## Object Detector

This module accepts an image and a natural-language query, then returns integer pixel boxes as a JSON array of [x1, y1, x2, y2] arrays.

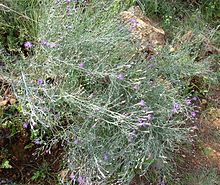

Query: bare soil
[[176, 85, 220, 184], [0, 127, 63, 184]]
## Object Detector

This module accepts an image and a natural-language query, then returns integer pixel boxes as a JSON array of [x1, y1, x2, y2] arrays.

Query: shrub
[[1, 0, 215, 184]]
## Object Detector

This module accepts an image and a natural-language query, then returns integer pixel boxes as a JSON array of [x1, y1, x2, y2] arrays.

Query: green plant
[[181, 168, 220, 185], [0, 0, 41, 54], [0, 106, 24, 138], [136, 0, 220, 38], [1, 0, 218, 184], [0, 159, 12, 169], [31, 169, 46, 181], [199, 0, 220, 22]]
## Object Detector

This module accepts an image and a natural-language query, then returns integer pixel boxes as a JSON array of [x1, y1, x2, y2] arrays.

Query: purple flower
[[129, 18, 135, 23], [172, 103, 180, 113], [79, 63, 84, 68], [70, 173, 75, 181], [23, 122, 29, 129], [191, 111, 196, 117], [37, 79, 43, 85], [66, 0, 71, 3], [128, 18, 138, 31], [91, 124, 96, 128], [54, 113, 59, 119], [66, 7, 71, 13], [45, 149, 50, 154], [77, 176, 84, 184], [24, 41, 33, 49], [74, 139, 79, 144], [133, 84, 140, 90], [129, 26, 135, 32], [161, 182, 166, 185], [192, 97, 197, 101], [146, 113, 152, 121], [172, 108, 177, 113], [49, 42, 56, 48], [191, 125, 198, 130], [138, 100, 145, 107], [34, 138, 40, 145], [173, 103, 180, 109], [117, 74, 123, 81], [138, 118, 145, 125], [185, 99, 192, 105], [104, 153, 108, 161], [40, 40, 47, 46]]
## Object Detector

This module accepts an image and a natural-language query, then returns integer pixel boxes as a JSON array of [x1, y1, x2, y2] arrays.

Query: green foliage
[[0, 105, 24, 137], [181, 168, 220, 185], [2, 0, 213, 184], [136, 0, 220, 33], [199, 0, 220, 22], [0, 0, 219, 184], [0, 159, 12, 169], [137, 0, 220, 19], [31, 162, 48, 181], [0, 0, 41, 54]]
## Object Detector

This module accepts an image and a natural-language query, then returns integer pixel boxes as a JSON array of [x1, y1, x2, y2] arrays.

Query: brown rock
[[120, 6, 165, 53], [0, 100, 8, 107], [9, 98, 16, 105]]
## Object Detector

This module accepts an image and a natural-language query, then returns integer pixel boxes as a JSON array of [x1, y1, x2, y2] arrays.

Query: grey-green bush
[[1, 0, 214, 184]]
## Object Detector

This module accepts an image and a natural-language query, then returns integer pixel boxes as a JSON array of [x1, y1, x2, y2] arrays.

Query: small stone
[[9, 98, 16, 104], [169, 47, 175, 52], [201, 99, 207, 105], [0, 100, 8, 106]]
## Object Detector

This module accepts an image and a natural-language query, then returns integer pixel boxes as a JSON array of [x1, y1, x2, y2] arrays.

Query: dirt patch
[[0, 126, 63, 184], [198, 108, 220, 170], [0, 77, 63, 184], [176, 85, 220, 181]]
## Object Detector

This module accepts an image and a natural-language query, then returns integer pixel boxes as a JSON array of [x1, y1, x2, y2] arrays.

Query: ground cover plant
[[0, 0, 40, 55], [0, 0, 219, 184]]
